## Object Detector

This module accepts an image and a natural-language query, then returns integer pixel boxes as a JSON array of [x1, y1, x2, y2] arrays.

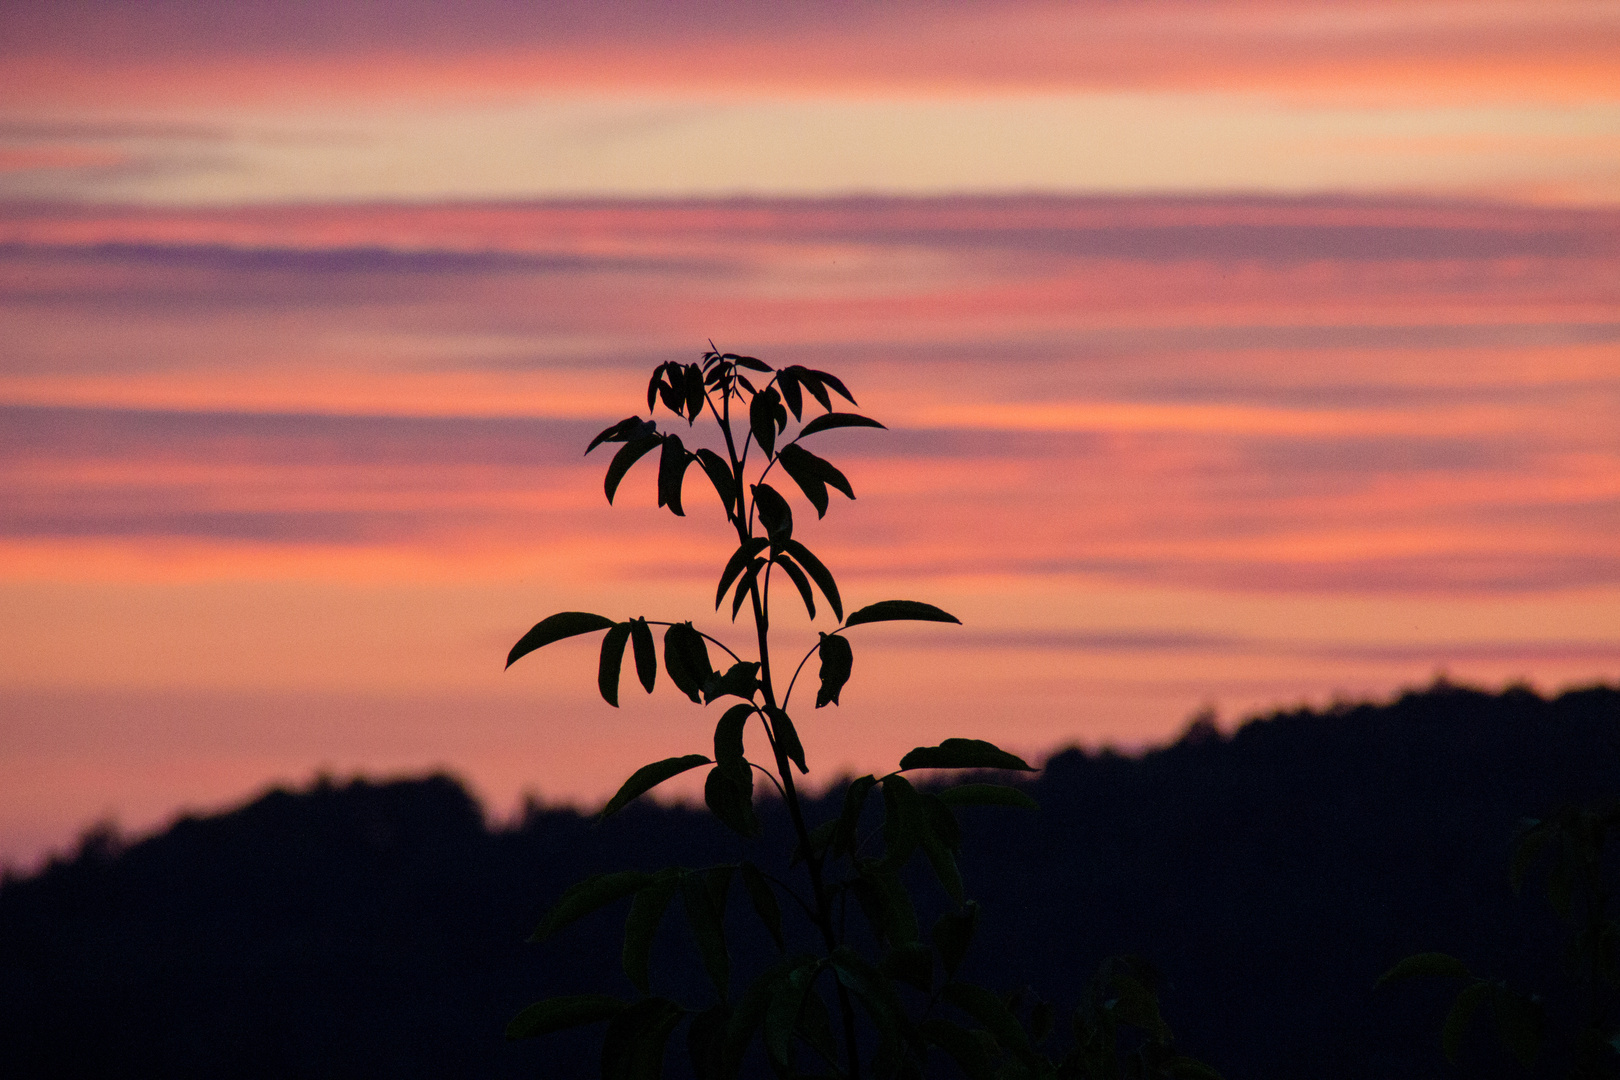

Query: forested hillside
[[3, 681, 1615, 1078]]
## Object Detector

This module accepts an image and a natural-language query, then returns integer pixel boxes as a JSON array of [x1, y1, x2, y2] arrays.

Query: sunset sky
[[2, 0, 1617, 869]]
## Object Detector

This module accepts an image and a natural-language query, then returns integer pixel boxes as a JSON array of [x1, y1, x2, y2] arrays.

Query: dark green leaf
[[752, 483, 793, 543], [739, 862, 784, 950], [883, 942, 934, 993], [705, 765, 761, 839], [604, 433, 662, 504], [693, 448, 737, 517], [657, 435, 692, 516], [781, 540, 841, 621], [941, 982, 1032, 1055], [630, 618, 657, 694], [506, 994, 626, 1040], [844, 599, 960, 628], [683, 868, 731, 998], [774, 554, 817, 620], [600, 755, 712, 820], [647, 368, 663, 413], [1376, 952, 1472, 987], [1029, 1000, 1054, 1044], [920, 1018, 995, 1080], [750, 387, 782, 458], [815, 633, 853, 708], [602, 996, 684, 1080], [900, 738, 1034, 772], [830, 946, 915, 1052], [702, 661, 760, 705], [858, 859, 919, 947], [920, 827, 964, 906], [767, 708, 808, 774], [765, 962, 819, 1069], [727, 957, 801, 1071], [796, 982, 838, 1067], [1491, 985, 1544, 1068], [531, 870, 658, 942], [794, 368, 833, 411], [684, 362, 706, 421], [597, 622, 632, 707], [622, 872, 679, 994], [663, 622, 713, 703], [881, 774, 922, 867], [716, 537, 772, 610], [778, 443, 853, 514], [797, 412, 884, 439], [777, 368, 804, 420], [686, 1003, 731, 1080], [932, 902, 979, 978], [833, 774, 877, 857], [714, 704, 754, 783], [1163, 1056, 1227, 1080], [729, 354, 772, 372], [658, 363, 686, 415], [731, 558, 766, 621], [587, 416, 649, 455], [938, 784, 1038, 810], [1442, 981, 1492, 1063], [507, 611, 616, 669]]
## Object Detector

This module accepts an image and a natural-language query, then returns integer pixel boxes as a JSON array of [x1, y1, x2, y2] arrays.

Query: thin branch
[[781, 639, 821, 711]]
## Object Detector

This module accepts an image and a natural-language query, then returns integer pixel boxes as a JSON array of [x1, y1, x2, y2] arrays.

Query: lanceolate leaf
[[752, 483, 793, 544], [602, 997, 684, 1080], [600, 755, 712, 820], [782, 540, 841, 621], [531, 870, 658, 942], [941, 982, 1032, 1056], [506, 994, 627, 1040], [622, 872, 680, 994], [808, 369, 857, 405], [604, 433, 662, 504], [844, 600, 960, 628], [693, 448, 737, 516], [797, 412, 884, 439], [629, 618, 657, 693], [938, 783, 1039, 810], [728, 354, 773, 372], [705, 766, 761, 838], [1376, 952, 1472, 987], [1442, 981, 1492, 1063], [683, 870, 732, 999], [731, 558, 767, 621], [931, 901, 979, 978], [776, 367, 804, 419], [833, 774, 878, 857], [586, 416, 649, 455], [684, 362, 706, 420], [598, 622, 632, 707], [716, 537, 772, 610], [663, 622, 713, 703], [714, 704, 754, 783], [739, 862, 784, 949], [507, 611, 616, 669], [919, 1018, 994, 1080], [767, 708, 808, 774], [816, 633, 853, 708], [900, 738, 1034, 772], [774, 554, 817, 620], [777, 443, 853, 519], [750, 387, 784, 458], [702, 661, 760, 704], [657, 434, 692, 516]]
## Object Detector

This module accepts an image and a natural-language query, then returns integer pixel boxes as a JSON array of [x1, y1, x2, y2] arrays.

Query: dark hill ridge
[[2, 681, 1616, 1078]]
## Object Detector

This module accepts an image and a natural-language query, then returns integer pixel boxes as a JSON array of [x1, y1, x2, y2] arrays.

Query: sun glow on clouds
[[0, 0, 1617, 867]]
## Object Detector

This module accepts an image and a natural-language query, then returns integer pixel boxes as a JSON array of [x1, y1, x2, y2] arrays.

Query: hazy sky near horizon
[[1, 0, 1617, 869]]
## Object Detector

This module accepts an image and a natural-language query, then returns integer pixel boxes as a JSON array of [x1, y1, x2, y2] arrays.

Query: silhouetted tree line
[[2, 680, 1615, 1078]]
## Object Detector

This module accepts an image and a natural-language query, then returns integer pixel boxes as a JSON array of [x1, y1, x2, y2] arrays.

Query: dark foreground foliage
[[1, 681, 1615, 1079]]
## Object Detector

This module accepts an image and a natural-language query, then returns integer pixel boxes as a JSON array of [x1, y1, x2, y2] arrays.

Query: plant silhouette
[[503, 350, 1220, 1079]]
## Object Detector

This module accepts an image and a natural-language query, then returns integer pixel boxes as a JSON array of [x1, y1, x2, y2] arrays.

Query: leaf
[[507, 611, 616, 669], [752, 483, 793, 544], [657, 434, 692, 516], [739, 862, 784, 949], [531, 870, 658, 942], [703, 662, 760, 705], [714, 704, 754, 783], [693, 448, 737, 517], [816, 633, 853, 708], [658, 363, 686, 415], [587, 416, 649, 455], [750, 387, 782, 458], [794, 368, 833, 411], [683, 869, 732, 999], [919, 1018, 995, 1080], [830, 946, 915, 1054], [705, 765, 761, 838], [622, 872, 679, 994], [1163, 1056, 1227, 1079], [808, 369, 857, 404], [941, 981, 1032, 1056], [860, 860, 920, 946], [797, 412, 885, 439], [774, 554, 817, 620], [728, 354, 772, 372], [776, 367, 804, 419], [728, 956, 802, 1071], [932, 901, 979, 978], [716, 537, 772, 610], [686, 1003, 730, 1080], [1492, 984, 1544, 1067], [1376, 952, 1472, 987], [590, 622, 629, 707], [844, 600, 960, 628], [882, 941, 934, 993], [731, 559, 766, 621], [1442, 981, 1492, 1063], [881, 774, 922, 868], [506, 994, 627, 1040], [663, 622, 713, 703], [781, 540, 841, 621], [765, 961, 820, 1069], [777, 443, 854, 517], [602, 996, 684, 1080], [919, 821, 964, 906], [900, 738, 1034, 772], [629, 618, 657, 694], [938, 784, 1039, 810], [600, 755, 713, 820], [684, 362, 706, 421], [604, 433, 663, 504], [833, 774, 878, 857], [767, 707, 808, 774]]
